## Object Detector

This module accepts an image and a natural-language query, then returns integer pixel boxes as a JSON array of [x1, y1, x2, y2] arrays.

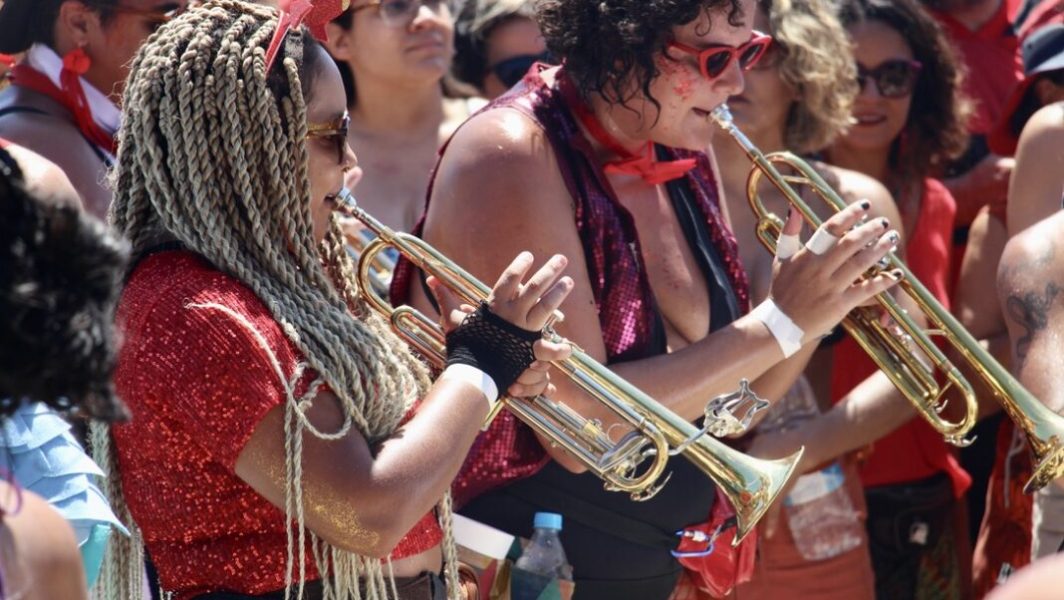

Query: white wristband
[[440, 364, 500, 410], [749, 298, 805, 358]]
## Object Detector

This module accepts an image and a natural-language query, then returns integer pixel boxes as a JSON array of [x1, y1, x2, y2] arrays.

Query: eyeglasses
[[489, 51, 552, 89], [306, 113, 351, 165], [856, 59, 923, 99], [668, 31, 773, 80], [351, 0, 447, 28]]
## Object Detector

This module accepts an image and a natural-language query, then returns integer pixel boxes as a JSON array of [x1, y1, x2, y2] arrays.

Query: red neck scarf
[[9, 58, 117, 156], [557, 72, 696, 186]]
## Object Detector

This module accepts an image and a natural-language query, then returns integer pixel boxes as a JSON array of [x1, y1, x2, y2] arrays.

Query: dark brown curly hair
[[0, 145, 129, 421], [837, 0, 971, 184], [536, 0, 744, 112]]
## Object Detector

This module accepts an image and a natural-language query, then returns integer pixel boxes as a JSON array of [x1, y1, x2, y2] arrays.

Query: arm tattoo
[[1005, 283, 1064, 363]]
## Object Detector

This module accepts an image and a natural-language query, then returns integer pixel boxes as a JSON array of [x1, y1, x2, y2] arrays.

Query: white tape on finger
[[805, 225, 839, 255], [775, 233, 801, 260]]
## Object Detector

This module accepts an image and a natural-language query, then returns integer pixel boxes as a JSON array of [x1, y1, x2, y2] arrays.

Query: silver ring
[[805, 225, 839, 255], [775, 233, 801, 260]]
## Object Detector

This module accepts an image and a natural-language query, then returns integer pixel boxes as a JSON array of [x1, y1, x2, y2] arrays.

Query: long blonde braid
[[95, 2, 461, 598]]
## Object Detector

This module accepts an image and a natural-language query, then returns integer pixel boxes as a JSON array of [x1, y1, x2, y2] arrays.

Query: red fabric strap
[[9, 64, 116, 156], [557, 71, 696, 186]]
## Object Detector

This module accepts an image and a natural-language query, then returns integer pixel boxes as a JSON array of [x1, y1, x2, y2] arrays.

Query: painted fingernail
[[880, 218, 889, 229], [860, 200, 871, 210], [888, 231, 900, 245], [890, 270, 903, 280]]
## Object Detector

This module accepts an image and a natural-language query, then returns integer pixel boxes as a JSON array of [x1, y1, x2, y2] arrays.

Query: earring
[[62, 46, 92, 77]]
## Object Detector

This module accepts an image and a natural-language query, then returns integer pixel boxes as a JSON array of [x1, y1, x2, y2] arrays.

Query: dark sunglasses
[[306, 113, 351, 165], [489, 51, 553, 89], [668, 31, 773, 80], [856, 59, 923, 99]]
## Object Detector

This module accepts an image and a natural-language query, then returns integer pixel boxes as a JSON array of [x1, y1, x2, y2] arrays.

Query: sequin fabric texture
[[112, 251, 441, 598], [392, 64, 750, 507]]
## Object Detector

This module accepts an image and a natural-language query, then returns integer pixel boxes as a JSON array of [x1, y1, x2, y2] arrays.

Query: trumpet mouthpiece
[[709, 104, 733, 127], [333, 187, 358, 216]]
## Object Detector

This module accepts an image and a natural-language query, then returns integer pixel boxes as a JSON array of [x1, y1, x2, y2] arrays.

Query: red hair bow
[[264, 0, 350, 71]]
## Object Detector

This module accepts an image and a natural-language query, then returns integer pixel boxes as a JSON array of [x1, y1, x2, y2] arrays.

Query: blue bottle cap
[[534, 512, 563, 531]]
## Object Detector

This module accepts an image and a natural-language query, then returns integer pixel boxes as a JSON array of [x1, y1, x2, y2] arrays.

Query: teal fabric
[[80, 523, 113, 588]]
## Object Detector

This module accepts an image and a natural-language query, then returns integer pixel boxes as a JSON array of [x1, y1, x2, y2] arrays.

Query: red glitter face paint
[[657, 55, 696, 101], [672, 73, 696, 101]]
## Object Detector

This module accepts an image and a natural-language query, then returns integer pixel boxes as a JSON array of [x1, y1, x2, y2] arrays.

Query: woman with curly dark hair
[[393, 0, 903, 597], [820, 0, 974, 597]]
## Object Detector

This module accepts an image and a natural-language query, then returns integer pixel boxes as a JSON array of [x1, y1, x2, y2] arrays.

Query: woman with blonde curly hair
[[93, 1, 573, 598], [723, 0, 973, 597], [711, 0, 900, 598]]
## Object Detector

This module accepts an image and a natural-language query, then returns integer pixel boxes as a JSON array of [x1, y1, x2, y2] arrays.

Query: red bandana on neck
[[557, 71, 696, 186], [10, 61, 117, 156]]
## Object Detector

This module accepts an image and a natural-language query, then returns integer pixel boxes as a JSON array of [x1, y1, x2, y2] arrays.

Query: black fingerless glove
[[445, 301, 543, 393]]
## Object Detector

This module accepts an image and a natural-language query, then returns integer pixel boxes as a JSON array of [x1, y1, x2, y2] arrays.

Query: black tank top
[[460, 169, 743, 600]]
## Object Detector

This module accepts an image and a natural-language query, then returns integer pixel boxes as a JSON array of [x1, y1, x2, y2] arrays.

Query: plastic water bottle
[[514, 512, 574, 580], [757, 377, 863, 561]]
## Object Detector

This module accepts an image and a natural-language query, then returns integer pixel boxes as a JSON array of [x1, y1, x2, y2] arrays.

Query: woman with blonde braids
[[97, 2, 572, 599]]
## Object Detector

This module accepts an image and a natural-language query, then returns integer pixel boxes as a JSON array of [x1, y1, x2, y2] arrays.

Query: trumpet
[[710, 105, 1064, 492], [334, 187, 802, 544], [342, 222, 396, 295]]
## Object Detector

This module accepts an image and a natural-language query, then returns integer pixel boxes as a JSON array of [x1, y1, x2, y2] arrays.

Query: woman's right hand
[[768, 201, 902, 341]]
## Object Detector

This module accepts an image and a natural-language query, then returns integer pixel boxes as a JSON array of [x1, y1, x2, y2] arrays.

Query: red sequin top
[[831, 179, 971, 498], [111, 251, 442, 599]]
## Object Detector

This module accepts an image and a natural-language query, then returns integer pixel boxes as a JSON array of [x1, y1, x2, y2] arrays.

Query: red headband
[[263, 0, 350, 72]]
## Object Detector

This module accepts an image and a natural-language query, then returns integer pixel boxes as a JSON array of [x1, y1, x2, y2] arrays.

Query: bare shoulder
[[814, 162, 900, 223], [0, 486, 87, 599], [1018, 102, 1064, 152], [429, 107, 570, 221], [0, 112, 109, 206], [1000, 212, 1064, 286]]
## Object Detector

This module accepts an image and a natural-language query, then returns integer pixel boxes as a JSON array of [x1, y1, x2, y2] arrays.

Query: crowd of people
[[0, 0, 1062, 599]]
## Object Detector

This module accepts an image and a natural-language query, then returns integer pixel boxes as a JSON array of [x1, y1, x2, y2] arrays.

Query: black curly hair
[[0, 146, 129, 421], [536, 0, 744, 112], [837, 0, 971, 184]]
